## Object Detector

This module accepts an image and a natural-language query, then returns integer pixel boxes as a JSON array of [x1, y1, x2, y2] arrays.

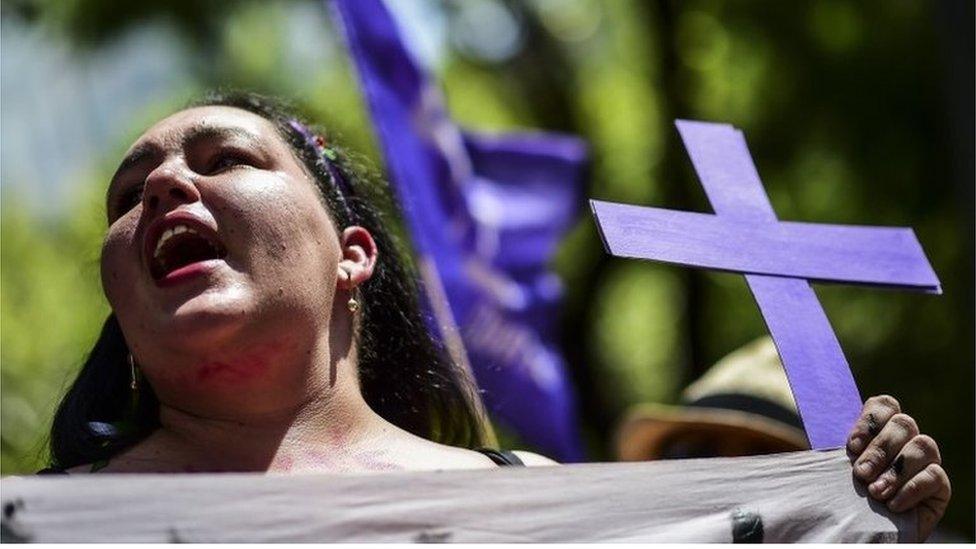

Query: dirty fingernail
[[856, 462, 873, 476], [867, 413, 880, 435], [892, 454, 905, 476]]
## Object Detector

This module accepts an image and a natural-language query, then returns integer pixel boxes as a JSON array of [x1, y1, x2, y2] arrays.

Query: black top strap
[[37, 451, 529, 474], [476, 448, 526, 467]]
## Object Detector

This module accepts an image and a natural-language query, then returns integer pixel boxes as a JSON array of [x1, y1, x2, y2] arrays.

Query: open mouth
[[148, 221, 227, 281]]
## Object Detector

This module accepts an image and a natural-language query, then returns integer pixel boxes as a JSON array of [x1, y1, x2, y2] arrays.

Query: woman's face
[[102, 106, 352, 413]]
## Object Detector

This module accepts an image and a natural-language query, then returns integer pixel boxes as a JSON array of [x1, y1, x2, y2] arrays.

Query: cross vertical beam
[[677, 120, 861, 449]]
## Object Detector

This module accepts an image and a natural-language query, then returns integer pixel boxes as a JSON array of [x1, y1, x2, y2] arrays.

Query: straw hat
[[615, 336, 809, 461]]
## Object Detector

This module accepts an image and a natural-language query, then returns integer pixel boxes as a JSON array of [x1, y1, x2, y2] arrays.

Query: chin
[[150, 287, 255, 346]]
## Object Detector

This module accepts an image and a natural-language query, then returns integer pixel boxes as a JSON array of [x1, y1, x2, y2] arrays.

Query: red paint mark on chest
[[274, 455, 295, 472], [300, 449, 340, 469], [328, 427, 351, 447], [355, 452, 401, 471]]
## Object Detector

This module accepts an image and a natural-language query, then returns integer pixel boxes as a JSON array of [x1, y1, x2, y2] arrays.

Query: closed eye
[[209, 152, 253, 174], [112, 182, 145, 219]]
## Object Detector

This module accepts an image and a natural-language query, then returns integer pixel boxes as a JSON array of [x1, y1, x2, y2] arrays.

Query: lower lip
[[155, 260, 223, 288]]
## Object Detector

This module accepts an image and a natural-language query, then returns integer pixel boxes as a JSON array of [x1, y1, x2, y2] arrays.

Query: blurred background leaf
[[1, 0, 972, 538]]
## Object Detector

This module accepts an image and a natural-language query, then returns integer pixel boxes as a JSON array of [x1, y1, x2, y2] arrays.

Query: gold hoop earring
[[128, 353, 138, 392], [125, 353, 143, 420]]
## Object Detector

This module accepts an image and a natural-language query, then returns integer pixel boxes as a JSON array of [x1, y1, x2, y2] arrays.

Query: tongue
[[156, 234, 222, 279]]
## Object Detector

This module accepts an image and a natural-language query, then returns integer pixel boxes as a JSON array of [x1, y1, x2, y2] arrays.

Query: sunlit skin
[[82, 106, 947, 539], [92, 105, 551, 474]]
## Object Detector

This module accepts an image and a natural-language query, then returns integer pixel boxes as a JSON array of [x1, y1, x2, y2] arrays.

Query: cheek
[[273, 203, 341, 299], [100, 220, 140, 307], [222, 174, 341, 299]]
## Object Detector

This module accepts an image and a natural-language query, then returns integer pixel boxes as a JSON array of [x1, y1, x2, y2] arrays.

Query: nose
[[142, 158, 201, 214]]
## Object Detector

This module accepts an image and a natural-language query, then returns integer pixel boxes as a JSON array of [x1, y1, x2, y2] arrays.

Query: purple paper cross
[[591, 120, 941, 449]]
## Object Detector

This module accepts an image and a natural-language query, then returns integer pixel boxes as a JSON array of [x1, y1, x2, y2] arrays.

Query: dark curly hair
[[48, 91, 488, 470]]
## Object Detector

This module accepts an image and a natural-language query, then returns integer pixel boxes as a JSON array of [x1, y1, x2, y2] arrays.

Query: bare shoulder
[[511, 450, 560, 467]]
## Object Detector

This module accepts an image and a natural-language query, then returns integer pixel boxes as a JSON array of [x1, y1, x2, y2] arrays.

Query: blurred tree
[[1, 184, 108, 472]]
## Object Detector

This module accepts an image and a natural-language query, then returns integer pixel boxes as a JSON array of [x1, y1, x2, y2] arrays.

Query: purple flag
[[331, 0, 587, 461]]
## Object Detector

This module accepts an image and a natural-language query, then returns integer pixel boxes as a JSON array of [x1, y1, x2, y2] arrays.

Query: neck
[[153, 386, 394, 473], [141, 339, 406, 474]]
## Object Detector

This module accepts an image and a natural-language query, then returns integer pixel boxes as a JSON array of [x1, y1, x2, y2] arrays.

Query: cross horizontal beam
[[591, 200, 941, 292]]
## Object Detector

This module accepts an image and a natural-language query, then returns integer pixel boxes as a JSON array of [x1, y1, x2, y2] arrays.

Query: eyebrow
[[183, 125, 264, 148], [110, 142, 160, 188], [107, 124, 266, 197]]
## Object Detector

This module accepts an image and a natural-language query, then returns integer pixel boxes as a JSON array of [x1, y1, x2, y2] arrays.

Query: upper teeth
[[154, 224, 199, 258]]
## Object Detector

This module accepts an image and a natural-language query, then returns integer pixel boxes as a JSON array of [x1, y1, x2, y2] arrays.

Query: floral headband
[[287, 119, 355, 219]]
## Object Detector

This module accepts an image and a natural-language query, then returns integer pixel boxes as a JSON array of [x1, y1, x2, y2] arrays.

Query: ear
[[336, 226, 378, 291]]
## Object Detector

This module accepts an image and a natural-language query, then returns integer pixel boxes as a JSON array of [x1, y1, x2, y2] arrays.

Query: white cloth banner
[[0, 448, 913, 542]]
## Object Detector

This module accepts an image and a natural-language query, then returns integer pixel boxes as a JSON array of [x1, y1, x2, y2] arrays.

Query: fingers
[[848, 395, 901, 455], [916, 467, 953, 542], [853, 412, 918, 482], [888, 462, 951, 514], [867, 434, 941, 500], [847, 396, 952, 542]]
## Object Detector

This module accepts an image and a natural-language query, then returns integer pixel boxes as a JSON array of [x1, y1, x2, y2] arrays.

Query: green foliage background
[[1, 0, 972, 537]]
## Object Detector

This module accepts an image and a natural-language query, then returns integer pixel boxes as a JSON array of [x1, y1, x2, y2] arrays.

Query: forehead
[[130, 105, 283, 150]]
